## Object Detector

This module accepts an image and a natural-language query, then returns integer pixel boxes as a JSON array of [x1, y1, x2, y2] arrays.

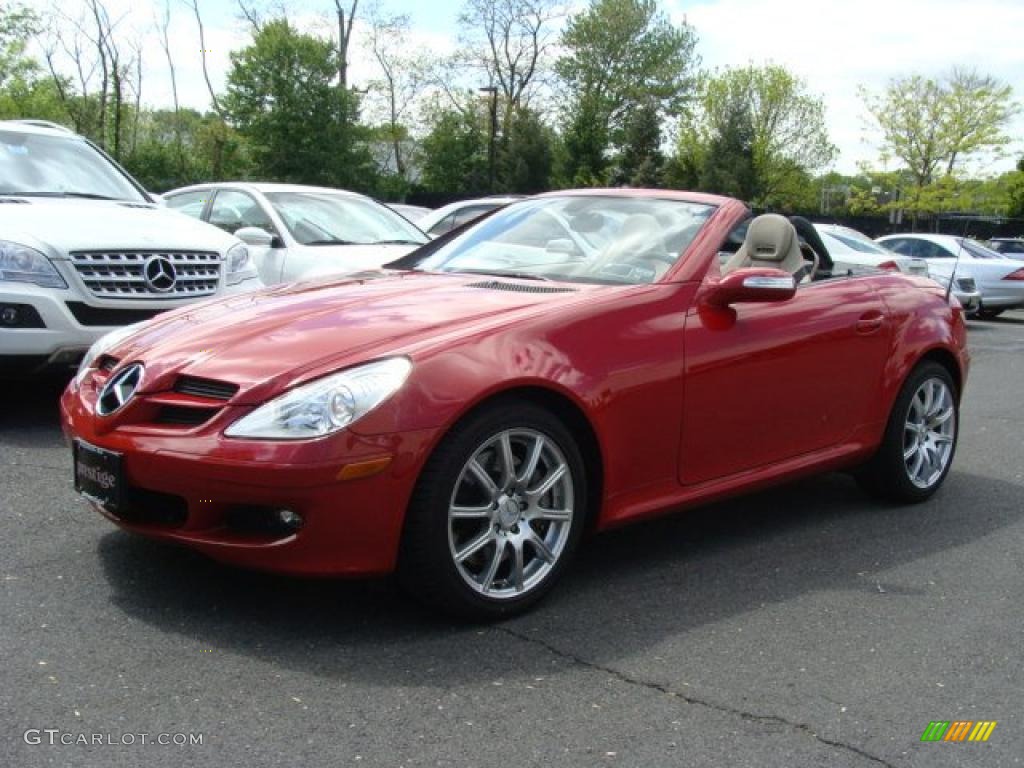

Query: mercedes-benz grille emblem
[[96, 363, 145, 417], [143, 255, 176, 293]]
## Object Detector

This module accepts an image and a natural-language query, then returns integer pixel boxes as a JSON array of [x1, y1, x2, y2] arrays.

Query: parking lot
[[1, 312, 1022, 768]]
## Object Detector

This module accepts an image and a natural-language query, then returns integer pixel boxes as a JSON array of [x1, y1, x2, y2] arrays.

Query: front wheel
[[857, 362, 958, 503], [399, 402, 587, 619]]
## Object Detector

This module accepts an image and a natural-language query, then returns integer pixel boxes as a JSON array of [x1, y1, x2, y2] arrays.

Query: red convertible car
[[62, 190, 969, 618]]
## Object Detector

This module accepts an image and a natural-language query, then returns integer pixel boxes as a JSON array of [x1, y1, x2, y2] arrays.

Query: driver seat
[[723, 214, 807, 278]]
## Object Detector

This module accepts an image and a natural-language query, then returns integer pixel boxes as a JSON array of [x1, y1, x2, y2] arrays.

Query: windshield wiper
[[454, 268, 552, 282], [375, 239, 426, 246], [0, 191, 122, 200], [304, 238, 358, 246]]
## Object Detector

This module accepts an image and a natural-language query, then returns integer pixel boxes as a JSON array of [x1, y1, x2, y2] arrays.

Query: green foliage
[[223, 19, 374, 190], [680, 65, 835, 208], [557, 0, 698, 184], [0, 2, 38, 89], [613, 99, 664, 187], [1007, 172, 1024, 219], [418, 106, 489, 196], [496, 107, 555, 194]]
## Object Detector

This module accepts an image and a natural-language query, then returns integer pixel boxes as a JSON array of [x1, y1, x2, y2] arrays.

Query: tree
[[690, 89, 757, 201], [496, 106, 554, 193], [0, 2, 39, 89], [613, 98, 663, 187], [861, 69, 1019, 221], [365, 7, 427, 186], [556, 0, 698, 182], [682, 65, 835, 207], [458, 0, 562, 110], [223, 19, 373, 189], [418, 105, 489, 196]]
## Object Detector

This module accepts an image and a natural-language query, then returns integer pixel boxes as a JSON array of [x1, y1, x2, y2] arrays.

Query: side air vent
[[155, 405, 220, 427], [466, 280, 576, 294], [174, 375, 239, 400]]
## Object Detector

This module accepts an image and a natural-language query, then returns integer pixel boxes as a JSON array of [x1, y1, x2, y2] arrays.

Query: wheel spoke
[[510, 540, 525, 593], [530, 507, 572, 523], [909, 449, 925, 481], [528, 463, 567, 500], [518, 436, 544, 486], [933, 433, 953, 445], [931, 407, 954, 426], [451, 504, 492, 519], [498, 432, 516, 488], [468, 458, 498, 497], [922, 381, 935, 415], [528, 531, 556, 564], [455, 529, 494, 562], [481, 539, 506, 593], [903, 441, 918, 461]]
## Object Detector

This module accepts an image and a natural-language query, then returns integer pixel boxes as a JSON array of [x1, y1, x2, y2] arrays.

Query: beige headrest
[[744, 214, 797, 263]]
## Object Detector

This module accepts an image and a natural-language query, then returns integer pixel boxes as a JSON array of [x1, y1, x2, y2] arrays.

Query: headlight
[[0, 240, 67, 288], [225, 357, 413, 440], [75, 322, 147, 384], [225, 242, 256, 285]]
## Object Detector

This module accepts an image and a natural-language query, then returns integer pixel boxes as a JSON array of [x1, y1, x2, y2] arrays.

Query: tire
[[398, 402, 588, 620], [856, 361, 958, 503], [976, 307, 1004, 320]]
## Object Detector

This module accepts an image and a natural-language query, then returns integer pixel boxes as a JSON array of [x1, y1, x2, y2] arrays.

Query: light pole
[[478, 85, 498, 193]]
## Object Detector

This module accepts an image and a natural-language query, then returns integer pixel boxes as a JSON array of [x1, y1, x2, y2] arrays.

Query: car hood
[[111, 271, 597, 404], [0, 199, 238, 255]]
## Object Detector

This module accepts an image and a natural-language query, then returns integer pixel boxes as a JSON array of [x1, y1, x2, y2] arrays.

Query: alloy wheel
[[903, 377, 956, 489]]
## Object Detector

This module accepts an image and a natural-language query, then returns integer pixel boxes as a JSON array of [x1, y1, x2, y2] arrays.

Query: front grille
[[174, 375, 239, 400], [155, 405, 220, 427], [69, 250, 221, 299], [466, 280, 576, 294], [66, 302, 166, 327], [956, 277, 977, 292]]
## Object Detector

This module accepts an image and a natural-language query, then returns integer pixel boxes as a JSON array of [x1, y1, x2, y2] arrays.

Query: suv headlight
[[0, 240, 67, 288], [225, 242, 256, 285], [75, 321, 146, 384], [225, 357, 413, 440]]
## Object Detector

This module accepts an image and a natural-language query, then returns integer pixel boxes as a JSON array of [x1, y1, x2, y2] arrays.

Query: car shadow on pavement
[[96, 468, 1022, 686]]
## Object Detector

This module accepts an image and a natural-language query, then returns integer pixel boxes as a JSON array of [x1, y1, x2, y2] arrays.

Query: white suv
[[0, 120, 260, 376]]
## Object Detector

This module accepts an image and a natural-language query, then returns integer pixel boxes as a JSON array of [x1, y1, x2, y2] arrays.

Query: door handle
[[855, 315, 885, 334]]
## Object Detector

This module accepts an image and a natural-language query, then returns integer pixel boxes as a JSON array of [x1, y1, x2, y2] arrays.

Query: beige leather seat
[[723, 214, 806, 277]]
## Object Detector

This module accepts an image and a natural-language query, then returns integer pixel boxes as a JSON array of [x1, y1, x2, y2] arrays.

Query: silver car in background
[[878, 234, 1024, 319]]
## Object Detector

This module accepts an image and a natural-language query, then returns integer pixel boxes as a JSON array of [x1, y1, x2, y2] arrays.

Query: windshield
[[264, 191, 428, 247], [413, 196, 716, 285], [0, 129, 145, 201], [820, 227, 892, 255]]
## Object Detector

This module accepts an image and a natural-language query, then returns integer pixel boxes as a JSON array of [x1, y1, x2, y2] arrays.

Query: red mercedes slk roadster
[[62, 190, 969, 618]]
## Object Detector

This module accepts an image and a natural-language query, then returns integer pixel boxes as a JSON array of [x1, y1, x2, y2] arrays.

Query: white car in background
[[417, 196, 525, 238], [387, 203, 432, 222], [813, 223, 929, 276], [0, 120, 259, 378], [163, 183, 429, 285], [877, 233, 1024, 319]]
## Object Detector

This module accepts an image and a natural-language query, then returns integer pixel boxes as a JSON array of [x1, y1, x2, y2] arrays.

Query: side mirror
[[705, 267, 796, 308], [235, 227, 278, 248]]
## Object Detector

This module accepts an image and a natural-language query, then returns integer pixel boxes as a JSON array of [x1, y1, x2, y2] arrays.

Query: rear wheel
[[976, 307, 1004, 320], [399, 402, 587, 619], [857, 361, 958, 503]]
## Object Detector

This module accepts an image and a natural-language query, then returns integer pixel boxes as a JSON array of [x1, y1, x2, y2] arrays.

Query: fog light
[[277, 509, 303, 530], [1, 306, 18, 325]]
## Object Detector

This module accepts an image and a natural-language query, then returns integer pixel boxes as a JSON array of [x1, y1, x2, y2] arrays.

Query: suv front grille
[[70, 250, 221, 299]]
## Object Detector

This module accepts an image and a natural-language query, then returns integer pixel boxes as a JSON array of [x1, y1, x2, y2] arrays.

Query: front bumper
[[60, 375, 439, 576], [953, 289, 982, 315]]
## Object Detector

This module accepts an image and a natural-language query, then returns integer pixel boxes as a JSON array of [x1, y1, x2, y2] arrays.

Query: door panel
[[679, 279, 891, 485]]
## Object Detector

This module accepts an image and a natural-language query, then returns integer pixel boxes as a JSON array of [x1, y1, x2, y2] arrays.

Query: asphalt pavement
[[2, 312, 1023, 768]]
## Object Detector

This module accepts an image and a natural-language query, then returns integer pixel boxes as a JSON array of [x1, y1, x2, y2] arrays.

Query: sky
[[24, 0, 1024, 176]]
